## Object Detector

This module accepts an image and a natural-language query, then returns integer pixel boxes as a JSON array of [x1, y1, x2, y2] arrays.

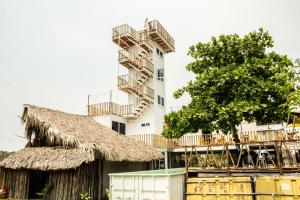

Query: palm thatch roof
[[0, 147, 93, 170], [21, 104, 163, 162]]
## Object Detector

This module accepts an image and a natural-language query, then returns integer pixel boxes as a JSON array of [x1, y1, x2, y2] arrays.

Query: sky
[[0, 0, 299, 151]]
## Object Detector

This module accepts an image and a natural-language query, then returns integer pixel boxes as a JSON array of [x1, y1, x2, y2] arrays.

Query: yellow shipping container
[[255, 176, 300, 200], [186, 176, 253, 200]]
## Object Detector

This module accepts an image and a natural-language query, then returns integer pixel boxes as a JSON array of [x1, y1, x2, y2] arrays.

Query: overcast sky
[[0, 0, 299, 151]]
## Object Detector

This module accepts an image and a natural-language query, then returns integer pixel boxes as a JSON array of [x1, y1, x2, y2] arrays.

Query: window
[[141, 123, 150, 127], [160, 51, 164, 58], [157, 95, 165, 106], [156, 48, 164, 59], [156, 48, 160, 55], [112, 121, 126, 134], [157, 68, 164, 81]]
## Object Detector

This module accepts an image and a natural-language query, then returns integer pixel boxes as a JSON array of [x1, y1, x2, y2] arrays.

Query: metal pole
[[87, 95, 90, 115], [185, 146, 188, 178], [164, 150, 168, 169]]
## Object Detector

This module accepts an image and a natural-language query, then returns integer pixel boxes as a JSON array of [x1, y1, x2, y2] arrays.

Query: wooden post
[[226, 144, 230, 175], [275, 141, 283, 175]]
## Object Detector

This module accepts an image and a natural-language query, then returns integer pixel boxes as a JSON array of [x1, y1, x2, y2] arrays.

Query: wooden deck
[[147, 20, 175, 53]]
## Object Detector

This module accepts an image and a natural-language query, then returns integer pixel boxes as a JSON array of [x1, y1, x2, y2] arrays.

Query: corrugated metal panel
[[186, 176, 253, 200], [255, 176, 300, 200]]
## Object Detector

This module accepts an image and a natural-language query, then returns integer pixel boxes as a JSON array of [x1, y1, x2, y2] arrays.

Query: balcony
[[87, 102, 133, 117], [118, 75, 154, 101], [112, 24, 140, 48], [118, 50, 141, 69], [147, 20, 175, 53]]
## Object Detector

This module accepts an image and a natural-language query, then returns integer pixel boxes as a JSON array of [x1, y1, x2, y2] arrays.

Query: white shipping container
[[109, 168, 185, 200]]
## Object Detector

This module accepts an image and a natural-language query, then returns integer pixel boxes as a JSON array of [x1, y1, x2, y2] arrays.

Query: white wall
[[125, 41, 167, 136]]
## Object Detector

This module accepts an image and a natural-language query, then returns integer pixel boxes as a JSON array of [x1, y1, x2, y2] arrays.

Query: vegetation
[[36, 184, 52, 199], [105, 188, 110, 199], [0, 151, 14, 161], [163, 28, 300, 140], [80, 192, 91, 200]]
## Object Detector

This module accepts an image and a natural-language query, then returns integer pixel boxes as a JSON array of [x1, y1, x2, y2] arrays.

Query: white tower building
[[88, 19, 175, 137]]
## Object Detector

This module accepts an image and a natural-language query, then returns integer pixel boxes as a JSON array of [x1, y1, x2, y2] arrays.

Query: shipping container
[[255, 176, 300, 200], [186, 176, 253, 200], [109, 168, 185, 200]]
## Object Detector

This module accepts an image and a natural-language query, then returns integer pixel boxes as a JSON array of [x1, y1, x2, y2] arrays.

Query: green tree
[[163, 28, 299, 140]]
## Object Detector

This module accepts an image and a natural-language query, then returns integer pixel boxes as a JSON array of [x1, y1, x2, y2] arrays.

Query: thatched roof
[[21, 104, 163, 162], [0, 147, 93, 170]]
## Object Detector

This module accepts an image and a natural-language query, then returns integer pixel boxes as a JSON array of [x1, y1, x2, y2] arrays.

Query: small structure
[[0, 104, 163, 200]]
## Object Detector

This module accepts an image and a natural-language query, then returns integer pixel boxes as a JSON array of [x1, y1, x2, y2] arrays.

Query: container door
[[110, 175, 137, 200], [139, 176, 168, 200]]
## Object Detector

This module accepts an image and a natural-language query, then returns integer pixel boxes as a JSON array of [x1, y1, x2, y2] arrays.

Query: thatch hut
[[0, 105, 163, 199]]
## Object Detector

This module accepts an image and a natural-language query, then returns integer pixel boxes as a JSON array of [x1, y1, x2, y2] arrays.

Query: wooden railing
[[87, 102, 133, 117], [119, 50, 135, 62], [128, 134, 174, 149], [118, 74, 154, 99], [177, 133, 234, 146], [128, 129, 300, 149], [112, 24, 139, 43], [148, 20, 175, 52]]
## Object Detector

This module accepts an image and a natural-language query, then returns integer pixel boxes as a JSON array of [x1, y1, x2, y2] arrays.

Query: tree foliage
[[163, 28, 300, 138]]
